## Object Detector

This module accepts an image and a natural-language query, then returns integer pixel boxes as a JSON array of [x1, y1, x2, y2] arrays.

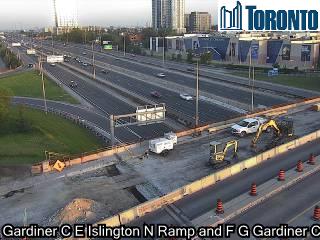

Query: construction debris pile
[[47, 198, 107, 225]]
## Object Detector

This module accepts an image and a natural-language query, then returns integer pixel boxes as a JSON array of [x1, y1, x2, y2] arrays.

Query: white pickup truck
[[149, 132, 177, 156], [231, 117, 267, 137]]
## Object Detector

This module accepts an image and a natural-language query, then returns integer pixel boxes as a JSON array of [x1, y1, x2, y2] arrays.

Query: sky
[[0, 0, 217, 30]]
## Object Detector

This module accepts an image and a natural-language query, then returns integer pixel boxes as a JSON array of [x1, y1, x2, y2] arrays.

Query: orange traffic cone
[[278, 169, 285, 181], [216, 199, 224, 214], [296, 160, 303, 172], [308, 154, 316, 165], [313, 205, 320, 221], [250, 183, 257, 196]]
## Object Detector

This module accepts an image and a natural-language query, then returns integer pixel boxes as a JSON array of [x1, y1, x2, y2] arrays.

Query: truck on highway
[[149, 132, 177, 156], [231, 117, 267, 137], [26, 49, 36, 55], [11, 42, 21, 47]]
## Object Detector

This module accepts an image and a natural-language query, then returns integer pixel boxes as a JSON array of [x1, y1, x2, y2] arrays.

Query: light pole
[[121, 33, 126, 57], [195, 60, 200, 127], [91, 41, 96, 79], [249, 46, 254, 111], [38, 54, 48, 114], [162, 36, 165, 68]]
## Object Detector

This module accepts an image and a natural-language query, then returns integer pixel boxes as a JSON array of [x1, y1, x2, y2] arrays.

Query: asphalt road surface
[[128, 139, 320, 227]]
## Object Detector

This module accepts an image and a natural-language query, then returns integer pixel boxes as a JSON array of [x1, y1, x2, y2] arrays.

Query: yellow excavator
[[251, 118, 294, 152], [209, 140, 238, 169]]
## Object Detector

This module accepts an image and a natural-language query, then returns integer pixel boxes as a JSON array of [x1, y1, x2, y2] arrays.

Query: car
[[156, 73, 166, 78], [179, 93, 193, 101], [151, 91, 162, 98], [101, 69, 109, 74], [187, 67, 195, 72], [50, 63, 56, 67], [131, 54, 136, 57], [69, 81, 78, 88], [231, 117, 267, 137], [28, 63, 34, 68], [114, 58, 120, 61], [82, 52, 87, 55], [82, 62, 88, 67]]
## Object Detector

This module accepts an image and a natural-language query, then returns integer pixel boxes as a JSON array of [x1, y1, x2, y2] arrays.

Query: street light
[[195, 60, 200, 127], [249, 46, 254, 112], [121, 32, 126, 57], [162, 36, 165, 68], [91, 41, 96, 79], [38, 53, 48, 115]]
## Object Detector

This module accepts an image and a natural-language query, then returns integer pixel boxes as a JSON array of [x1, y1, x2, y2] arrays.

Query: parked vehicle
[[231, 117, 267, 137], [149, 132, 177, 156]]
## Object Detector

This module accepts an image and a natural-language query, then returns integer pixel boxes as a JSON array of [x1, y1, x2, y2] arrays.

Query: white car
[[50, 63, 56, 67], [156, 73, 166, 78], [231, 117, 267, 137], [180, 93, 193, 101]]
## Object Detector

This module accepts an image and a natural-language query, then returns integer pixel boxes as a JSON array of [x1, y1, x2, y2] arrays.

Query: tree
[[200, 52, 212, 65], [0, 88, 12, 122], [16, 105, 32, 132], [187, 50, 193, 63], [177, 53, 182, 62]]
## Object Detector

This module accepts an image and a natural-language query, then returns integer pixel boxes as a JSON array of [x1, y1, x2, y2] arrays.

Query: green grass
[[231, 70, 320, 92], [0, 71, 78, 103], [0, 106, 104, 165]]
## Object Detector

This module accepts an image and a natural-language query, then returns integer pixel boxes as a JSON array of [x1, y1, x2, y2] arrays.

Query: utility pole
[[195, 60, 200, 127], [51, 32, 54, 55], [162, 36, 165, 68], [92, 41, 96, 79], [122, 33, 126, 57], [110, 115, 115, 147], [252, 63, 255, 112], [39, 55, 48, 114]]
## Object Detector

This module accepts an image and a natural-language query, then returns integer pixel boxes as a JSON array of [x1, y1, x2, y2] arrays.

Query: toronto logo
[[220, 1, 242, 31], [218, 0, 320, 31]]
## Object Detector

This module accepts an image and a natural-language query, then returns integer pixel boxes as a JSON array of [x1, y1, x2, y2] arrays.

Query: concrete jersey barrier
[[97, 129, 320, 226]]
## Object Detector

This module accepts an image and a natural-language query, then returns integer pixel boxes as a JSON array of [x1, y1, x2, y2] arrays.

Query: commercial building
[[188, 12, 211, 33], [53, 0, 78, 34], [152, 0, 186, 33], [150, 32, 320, 69]]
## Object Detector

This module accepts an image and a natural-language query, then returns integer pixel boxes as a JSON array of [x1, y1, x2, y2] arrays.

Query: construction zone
[[1, 98, 320, 227]]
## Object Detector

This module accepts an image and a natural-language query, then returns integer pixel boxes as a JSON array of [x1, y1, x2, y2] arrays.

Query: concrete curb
[[192, 156, 320, 228]]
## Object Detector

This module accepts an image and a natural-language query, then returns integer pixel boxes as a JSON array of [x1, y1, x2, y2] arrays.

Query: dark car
[[151, 91, 162, 98], [187, 67, 195, 72], [69, 81, 78, 88]]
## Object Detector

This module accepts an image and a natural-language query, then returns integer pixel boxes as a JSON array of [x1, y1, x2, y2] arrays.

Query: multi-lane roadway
[[128, 139, 320, 227]]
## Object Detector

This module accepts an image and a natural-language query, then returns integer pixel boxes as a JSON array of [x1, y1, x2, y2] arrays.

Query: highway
[[128, 139, 320, 227], [76, 41, 319, 99], [231, 171, 320, 226], [49, 41, 289, 107], [28, 40, 242, 124], [8, 48, 173, 142]]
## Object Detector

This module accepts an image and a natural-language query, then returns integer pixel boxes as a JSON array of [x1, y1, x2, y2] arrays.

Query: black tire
[[240, 131, 246, 137], [161, 150, 169, 157]]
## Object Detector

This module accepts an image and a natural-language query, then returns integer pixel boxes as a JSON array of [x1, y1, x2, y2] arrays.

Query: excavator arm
[[252, 120, 281, 146], [223, 140, 238, 157]]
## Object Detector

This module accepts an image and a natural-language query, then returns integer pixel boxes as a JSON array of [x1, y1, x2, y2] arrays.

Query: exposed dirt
[[47, 198, 109, 225]]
